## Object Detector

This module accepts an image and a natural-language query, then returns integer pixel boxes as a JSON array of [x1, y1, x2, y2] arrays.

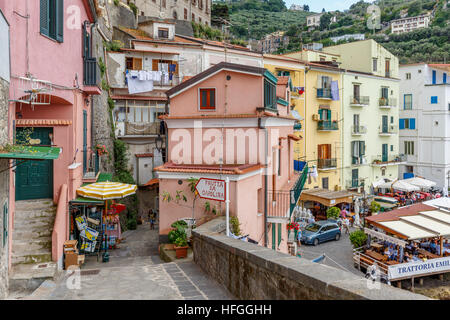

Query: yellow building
[[284, 52, 344, 191]]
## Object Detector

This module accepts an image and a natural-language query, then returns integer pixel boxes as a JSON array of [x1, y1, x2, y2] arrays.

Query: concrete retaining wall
[[192, 217, 430, 300]]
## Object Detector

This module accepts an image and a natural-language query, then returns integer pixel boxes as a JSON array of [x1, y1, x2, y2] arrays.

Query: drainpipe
[[259, 117, 268, 248]]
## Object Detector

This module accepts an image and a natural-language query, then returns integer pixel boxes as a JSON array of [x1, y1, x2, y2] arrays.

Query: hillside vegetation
[[213, 0, 450, 63]]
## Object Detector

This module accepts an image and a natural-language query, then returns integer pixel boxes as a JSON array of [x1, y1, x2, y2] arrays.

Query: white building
[[399, 63, 450, 192], [290, 4, 304, 11], [133, 0, 212, 25], [391, 14, 431, 34], [306, 12, 336, 28], [331, 33, 365, 43]]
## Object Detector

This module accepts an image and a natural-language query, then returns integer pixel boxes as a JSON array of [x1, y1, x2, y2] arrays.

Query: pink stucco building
[[0, 0, 100, 272], [156, 62, 307, 253]]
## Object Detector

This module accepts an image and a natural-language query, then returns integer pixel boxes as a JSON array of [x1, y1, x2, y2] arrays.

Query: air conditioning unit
[[312, 114, 319, 121]]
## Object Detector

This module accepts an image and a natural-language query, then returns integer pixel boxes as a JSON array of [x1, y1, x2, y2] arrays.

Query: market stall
[[66, 181, 137, 266]]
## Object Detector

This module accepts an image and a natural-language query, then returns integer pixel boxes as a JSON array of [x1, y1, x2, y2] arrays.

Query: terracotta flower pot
[[174, 245, 188, 259]]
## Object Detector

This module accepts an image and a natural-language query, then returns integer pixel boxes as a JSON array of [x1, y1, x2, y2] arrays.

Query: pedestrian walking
[[297, 228, 302, 247], [342, 217, 350, 234], [148, 208, 156, 230]]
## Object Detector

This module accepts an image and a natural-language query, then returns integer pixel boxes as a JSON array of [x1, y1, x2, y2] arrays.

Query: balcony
[[267, 163, 308, 223], [385, 71, 391, 78], [116, 121, 161, 137], [316, 88, 332, 100], [379, 124, 398, 136], [317, 120, 338, 131], [371, 154, 406, 166], [379, 97, 397, 109], [351, 125, 367, 135], [125, 71, 181, 88], [317, 158, 337, 170], [350, 96, 370, 107], [83, 57, 101, 95]]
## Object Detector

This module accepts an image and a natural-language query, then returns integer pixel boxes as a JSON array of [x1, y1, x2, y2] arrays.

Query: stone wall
[[0, 77, 10, 299], [192, 217, 430, 300], [91, 2, 116, 174]]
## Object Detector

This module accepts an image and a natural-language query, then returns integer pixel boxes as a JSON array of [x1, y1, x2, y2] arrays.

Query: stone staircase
[[9, 199, 58, 292]]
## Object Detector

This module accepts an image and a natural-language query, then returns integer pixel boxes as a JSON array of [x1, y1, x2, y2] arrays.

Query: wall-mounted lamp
[[155, 134, 163, 152]]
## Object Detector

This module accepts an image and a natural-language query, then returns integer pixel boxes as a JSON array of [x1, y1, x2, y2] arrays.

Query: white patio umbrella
[[403, 177, 437, 190], [377, 180, 420, 192]]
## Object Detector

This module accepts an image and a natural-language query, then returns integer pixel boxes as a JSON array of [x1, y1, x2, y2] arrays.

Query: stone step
[[9, 263, 57, 293], [12, 251, 52, 265], [12, 238, 52, 253], [13, 230, 53, 241], [13, 219, 54, 232], [15, 199, 55, 211], [14, 208, 56, 220]]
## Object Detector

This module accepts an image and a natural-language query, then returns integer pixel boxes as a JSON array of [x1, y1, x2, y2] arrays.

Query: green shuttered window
[[40, 0, 64, 42]]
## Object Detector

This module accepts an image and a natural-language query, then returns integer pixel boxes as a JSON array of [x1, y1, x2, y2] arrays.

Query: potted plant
[[174, 236, 189, 259]]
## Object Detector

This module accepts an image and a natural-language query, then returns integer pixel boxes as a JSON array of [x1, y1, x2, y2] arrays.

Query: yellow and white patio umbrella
[[76, 181, 137, 200]]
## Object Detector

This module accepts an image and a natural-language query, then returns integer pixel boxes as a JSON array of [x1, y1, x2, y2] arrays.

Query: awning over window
[[300, 188, 357, 207], [0, 146, 61, 160]]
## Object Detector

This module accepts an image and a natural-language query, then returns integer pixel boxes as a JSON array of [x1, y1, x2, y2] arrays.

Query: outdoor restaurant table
[[417, 248, 440, 259], [371, 243, 383, 250], [365, 250, 387, 262], [386, 260, 400, 265]]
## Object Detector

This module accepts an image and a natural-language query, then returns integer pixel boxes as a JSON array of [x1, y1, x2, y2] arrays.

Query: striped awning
[[76, 182, 137, 200]]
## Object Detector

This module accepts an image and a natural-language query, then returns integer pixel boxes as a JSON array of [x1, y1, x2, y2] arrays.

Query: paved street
[[298, 226, 363, 276], [25, 222, 234, 300]]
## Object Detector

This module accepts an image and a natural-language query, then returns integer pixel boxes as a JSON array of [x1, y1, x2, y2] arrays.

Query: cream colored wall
[[323, 40, 399, 78], [341, 73, 400, 192], [284, 50, 340, 63]]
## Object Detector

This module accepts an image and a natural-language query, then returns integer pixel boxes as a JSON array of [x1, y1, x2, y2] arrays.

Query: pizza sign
[[195, 178, 226, 202]]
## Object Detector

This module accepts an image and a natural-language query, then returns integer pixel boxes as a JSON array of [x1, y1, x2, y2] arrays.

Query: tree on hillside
[[303, 4, 309, 12], [320, 12, 333, 30], [407, 1, 422, 17], [211, 3, 230, 27]]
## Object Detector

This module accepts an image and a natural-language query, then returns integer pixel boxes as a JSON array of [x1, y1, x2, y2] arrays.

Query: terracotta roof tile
[[366, 203, 435, 223], [135, 153, 154, 158], [155, 163, 262, 175]]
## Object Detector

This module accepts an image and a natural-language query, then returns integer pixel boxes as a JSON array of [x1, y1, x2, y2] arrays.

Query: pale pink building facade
[[0, 0, 100, 270], [156, 62, 305, 253]]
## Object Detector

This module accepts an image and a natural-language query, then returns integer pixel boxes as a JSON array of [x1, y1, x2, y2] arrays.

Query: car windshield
[[305, 223, 321, 232]]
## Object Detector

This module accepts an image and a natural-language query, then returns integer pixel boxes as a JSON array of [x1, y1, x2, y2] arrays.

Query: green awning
[[70, 197, 105, 205], [0, 146, 61, 160], [97, 173, 113, 182]]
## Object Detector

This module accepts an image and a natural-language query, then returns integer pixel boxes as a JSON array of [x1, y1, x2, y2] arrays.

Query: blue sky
[[284, 0, 363, 13]]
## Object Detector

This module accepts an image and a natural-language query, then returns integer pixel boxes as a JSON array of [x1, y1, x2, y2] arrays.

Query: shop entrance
[[15, 127, 54, 200]]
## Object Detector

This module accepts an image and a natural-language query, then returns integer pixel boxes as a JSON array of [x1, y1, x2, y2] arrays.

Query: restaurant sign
[[388, 256, 450, 280], [195, 178, 226, 202]]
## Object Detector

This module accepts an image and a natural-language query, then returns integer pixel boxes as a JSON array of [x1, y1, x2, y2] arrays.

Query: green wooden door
[[382, 144, 388, 163], [15, 127, 54, 200]]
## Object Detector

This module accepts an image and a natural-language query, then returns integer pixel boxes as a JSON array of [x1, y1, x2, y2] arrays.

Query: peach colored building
[[0, 0, 101, 272], [156, 62, 308, 253]]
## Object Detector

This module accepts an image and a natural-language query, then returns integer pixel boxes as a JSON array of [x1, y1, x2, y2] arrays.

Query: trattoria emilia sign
[[388, 256, 450, 280], [195, 178, 226, 202]]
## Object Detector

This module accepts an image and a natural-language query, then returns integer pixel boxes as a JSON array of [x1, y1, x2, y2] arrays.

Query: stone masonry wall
[[91, 1, 116, 174], [0, 77, 10, 299], [192, 217, 430, 300]]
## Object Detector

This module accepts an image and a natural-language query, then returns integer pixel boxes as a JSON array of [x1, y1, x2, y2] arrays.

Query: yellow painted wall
[[304, 67, 343, 191]]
